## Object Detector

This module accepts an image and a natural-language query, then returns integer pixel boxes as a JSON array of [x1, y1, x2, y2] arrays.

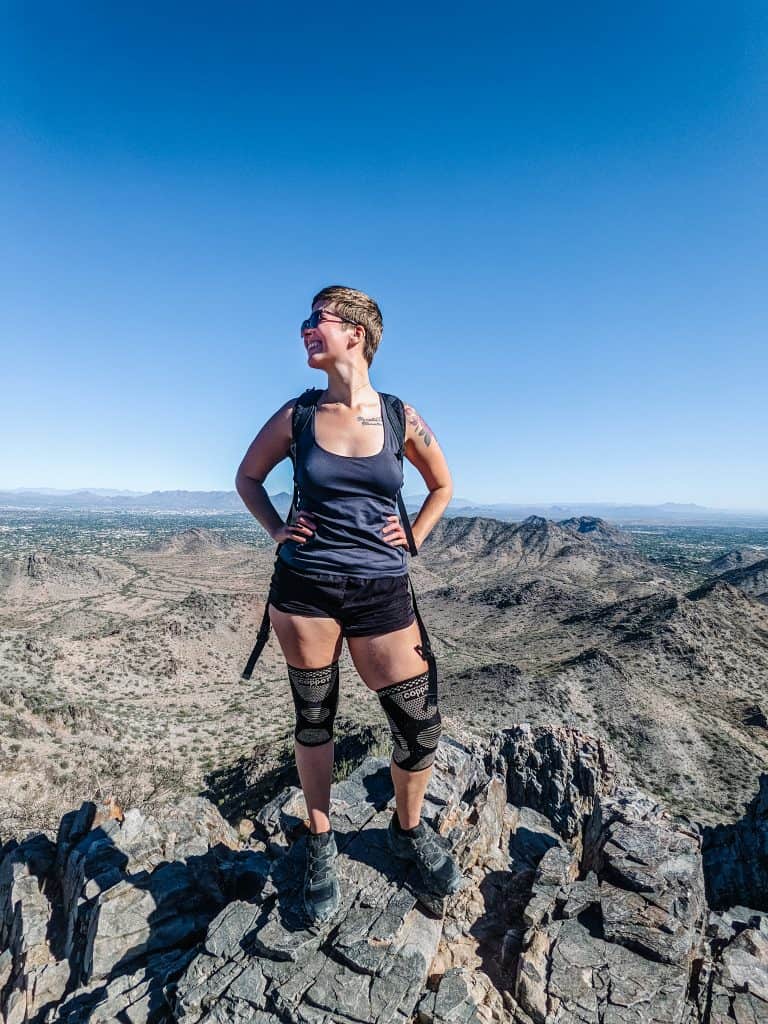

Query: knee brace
[[288, 661, 340, 747], [376, 670, 442, 772]]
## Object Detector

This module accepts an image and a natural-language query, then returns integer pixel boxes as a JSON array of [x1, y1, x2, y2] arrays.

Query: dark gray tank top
[[278, 393, 408, 577]]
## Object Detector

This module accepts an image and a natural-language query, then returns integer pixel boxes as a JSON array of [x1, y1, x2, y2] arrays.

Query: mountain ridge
[[3, 489, 768, 525]]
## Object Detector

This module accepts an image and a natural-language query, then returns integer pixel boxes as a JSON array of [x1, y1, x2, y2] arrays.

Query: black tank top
[[278, 393, 408, 577]]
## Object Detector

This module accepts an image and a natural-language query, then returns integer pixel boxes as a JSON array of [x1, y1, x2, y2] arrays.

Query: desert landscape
[[1, 505, 767, 839], [3, 506, 768, 1021]]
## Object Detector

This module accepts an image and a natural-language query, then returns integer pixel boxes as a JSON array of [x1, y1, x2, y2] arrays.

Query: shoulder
[[260, 391, 311, 439], [276, 388, 321, 420], [400, 400, 436, 448], [268, 397, 296, 427]]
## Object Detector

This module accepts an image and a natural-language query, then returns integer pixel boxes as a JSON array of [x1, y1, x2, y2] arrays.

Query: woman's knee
[[288, 660, 341, 747], [375, 669, 442, 772]]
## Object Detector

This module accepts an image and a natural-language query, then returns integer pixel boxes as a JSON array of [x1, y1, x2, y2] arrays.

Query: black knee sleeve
[[376, 670, 442, 772], [288, 661, 340, 747]]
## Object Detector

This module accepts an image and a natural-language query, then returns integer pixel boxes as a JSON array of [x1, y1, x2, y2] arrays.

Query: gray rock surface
[[485, 723, 617, 846], [1, 726, 767, 1022], [702, 773, 768, 913], [511, 786, 706, 1022], [174, 738, 500, 1024]]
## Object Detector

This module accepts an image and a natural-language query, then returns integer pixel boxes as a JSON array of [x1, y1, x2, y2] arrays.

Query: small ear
[[347, 324, 366, 347]]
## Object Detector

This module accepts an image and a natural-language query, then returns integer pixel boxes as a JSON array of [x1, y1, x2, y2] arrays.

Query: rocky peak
[[146, 529, 232, 555], [425, 515, 591, 572], [1, 725, 766, 1023], [558, 515, 633, 547], [706, 547, 767, 573]]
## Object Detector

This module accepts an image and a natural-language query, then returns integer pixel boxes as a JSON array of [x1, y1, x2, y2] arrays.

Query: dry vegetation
[[1, 513, 767, 838]]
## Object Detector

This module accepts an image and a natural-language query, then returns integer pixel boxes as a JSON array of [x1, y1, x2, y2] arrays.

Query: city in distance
[[1, 496, 768, 837], [2, 487, 768, 527]]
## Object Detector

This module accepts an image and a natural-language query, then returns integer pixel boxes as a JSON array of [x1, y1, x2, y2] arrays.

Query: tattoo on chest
[[357, 416, 383, 427]]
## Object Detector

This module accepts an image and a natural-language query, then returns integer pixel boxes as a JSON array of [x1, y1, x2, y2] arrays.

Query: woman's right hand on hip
[[271, 513, 318, 545]]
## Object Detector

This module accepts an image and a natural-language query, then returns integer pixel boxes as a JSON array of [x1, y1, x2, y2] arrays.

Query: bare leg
[[390, 761, 433, 830], [347, 620, 433, 829], [268, 605, 343, 835], [295, 740, 335, 835]]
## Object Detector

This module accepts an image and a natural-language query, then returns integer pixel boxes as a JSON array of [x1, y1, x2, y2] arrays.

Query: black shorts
[[268, 559, 416, 638]]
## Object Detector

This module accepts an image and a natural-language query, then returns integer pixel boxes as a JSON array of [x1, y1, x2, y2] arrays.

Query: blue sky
[[2, 2, 767, 507]]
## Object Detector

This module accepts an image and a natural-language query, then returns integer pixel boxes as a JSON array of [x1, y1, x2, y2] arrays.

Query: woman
[[235, 285, 461, 924]]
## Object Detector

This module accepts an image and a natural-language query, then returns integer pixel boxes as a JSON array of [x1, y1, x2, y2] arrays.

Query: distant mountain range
[[1, 488, 767, 526]]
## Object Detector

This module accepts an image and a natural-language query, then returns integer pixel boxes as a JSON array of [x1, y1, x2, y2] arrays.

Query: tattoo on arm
[[403, 404, 434, 447]]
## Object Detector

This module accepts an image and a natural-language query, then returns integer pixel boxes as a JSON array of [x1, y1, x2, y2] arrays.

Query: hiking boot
[[303, 829, 340, 925], [387, 812, 463, 904]]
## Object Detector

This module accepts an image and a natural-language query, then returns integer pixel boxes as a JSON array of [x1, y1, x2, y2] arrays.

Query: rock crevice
[[1, 726, 766, 1023]]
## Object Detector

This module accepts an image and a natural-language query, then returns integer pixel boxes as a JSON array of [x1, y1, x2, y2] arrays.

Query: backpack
[[241, 388, 436, 688]]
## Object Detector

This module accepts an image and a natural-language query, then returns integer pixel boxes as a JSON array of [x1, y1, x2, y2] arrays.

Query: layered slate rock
[[2, 726, 768, 1023], [512, 788, 705, 1022], [0, 795, 258, 1023], [485, 724, 617, 847], [174, 738, 501, 1023], [0, 832, 68, 1024]]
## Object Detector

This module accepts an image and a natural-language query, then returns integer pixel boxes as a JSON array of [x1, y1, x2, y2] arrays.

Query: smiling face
[[307, 285, 383, 366], [302, 303, 360, 367]]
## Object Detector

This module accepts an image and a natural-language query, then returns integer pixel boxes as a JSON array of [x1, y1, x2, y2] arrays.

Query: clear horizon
[[2, 484, 768, 514], [3, 4, 767, 508]]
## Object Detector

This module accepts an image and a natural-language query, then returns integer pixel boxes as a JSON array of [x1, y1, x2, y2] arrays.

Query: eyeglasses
[[300, 309, 363, 335]]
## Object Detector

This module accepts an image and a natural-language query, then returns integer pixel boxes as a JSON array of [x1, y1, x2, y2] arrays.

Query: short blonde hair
[[312, 285, 383, 366]]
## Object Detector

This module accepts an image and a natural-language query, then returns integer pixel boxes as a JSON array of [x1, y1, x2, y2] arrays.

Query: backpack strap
[[380, 393, 419, 557], [287, 388, 323, 522], [408, 576, 438, 701], [379, 393, 436, 693], [242, 388, 322, 680]]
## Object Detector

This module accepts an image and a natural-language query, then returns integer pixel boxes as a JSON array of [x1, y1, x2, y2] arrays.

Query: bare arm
[[382, 402, 453, 550], [234, 401, 317, 545]]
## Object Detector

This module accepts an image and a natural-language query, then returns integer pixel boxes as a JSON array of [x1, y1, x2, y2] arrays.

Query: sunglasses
[[300, 309, 363, 335]]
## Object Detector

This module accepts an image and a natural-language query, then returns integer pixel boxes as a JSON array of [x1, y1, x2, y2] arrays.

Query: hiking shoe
[[303, 830, 340, 925], [387, 812, 463, 901]]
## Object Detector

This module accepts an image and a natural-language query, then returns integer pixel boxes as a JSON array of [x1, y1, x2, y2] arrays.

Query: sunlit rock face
[[1, 725, 767, 1023]]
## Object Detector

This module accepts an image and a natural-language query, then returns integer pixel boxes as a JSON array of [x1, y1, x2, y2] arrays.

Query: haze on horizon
[[2, 484, 768, 517], [2, 4, 767, 509]]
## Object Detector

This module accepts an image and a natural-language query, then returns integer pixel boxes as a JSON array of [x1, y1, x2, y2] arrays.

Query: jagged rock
[[2, 725, 768, 1022], [254, 786, 308, 853], [485, 724, 616, 846], [513, 782, 706, 1022], [695, 925, 768, 1021], [54, 946, 197, 1023], [82, 863, 214, 982], [584, 786, 706, 964], [0, 951, 11, 991], [174, 741, 497, 1024], [416, 967, 482, 1022], [0, 795, 247, 1023], [0, 832, 65, 1024]]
